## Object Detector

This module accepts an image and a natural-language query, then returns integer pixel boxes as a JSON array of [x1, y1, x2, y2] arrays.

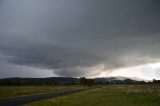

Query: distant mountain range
[[0, 76, 147, 85], [0, 77, 79, 85], [94, 76, 148, 84], [94, 76, 147, 82]]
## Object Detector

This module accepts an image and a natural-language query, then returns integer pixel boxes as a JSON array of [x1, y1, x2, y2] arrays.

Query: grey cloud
[[0, 0, 160, 77], [0, 55, 55, 78]]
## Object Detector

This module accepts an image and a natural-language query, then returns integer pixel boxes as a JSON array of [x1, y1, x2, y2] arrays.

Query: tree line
[[0, 77, 159, 86], [0, 77, 95, 86]]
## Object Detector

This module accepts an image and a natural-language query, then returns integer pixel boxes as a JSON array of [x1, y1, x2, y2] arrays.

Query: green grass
[[23, 84, 160, 106], [0, 85, 86, 99]]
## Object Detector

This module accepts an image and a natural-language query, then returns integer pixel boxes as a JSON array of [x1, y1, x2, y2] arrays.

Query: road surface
[[0, 89, 86, 106]]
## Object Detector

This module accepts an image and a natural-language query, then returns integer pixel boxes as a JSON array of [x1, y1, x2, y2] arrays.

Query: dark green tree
[[87, 79, 95, 86], [79, 77, 87, 85]]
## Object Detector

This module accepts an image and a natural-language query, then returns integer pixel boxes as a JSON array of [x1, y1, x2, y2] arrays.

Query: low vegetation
[[0, 86, 86, 99], [23, 84, 160, 106]]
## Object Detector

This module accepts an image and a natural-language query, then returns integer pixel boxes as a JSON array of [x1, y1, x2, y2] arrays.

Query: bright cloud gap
[[103, 62, 160, 80]]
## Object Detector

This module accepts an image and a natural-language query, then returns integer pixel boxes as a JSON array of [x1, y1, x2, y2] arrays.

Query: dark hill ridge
[[0, 77, 79, 85], [94, 76, 147, 83], [0, 76, 145, 85]]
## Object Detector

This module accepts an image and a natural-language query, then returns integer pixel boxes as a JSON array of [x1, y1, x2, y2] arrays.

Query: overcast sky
[[0, 0, 160, 79]]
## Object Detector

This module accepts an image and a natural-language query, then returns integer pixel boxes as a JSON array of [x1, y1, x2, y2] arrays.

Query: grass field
[[23, 84, 160, 106], [0, 86, 86, 99]]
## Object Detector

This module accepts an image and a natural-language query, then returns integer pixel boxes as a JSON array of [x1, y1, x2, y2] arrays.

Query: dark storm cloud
[[0, 0, 160, 77]]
